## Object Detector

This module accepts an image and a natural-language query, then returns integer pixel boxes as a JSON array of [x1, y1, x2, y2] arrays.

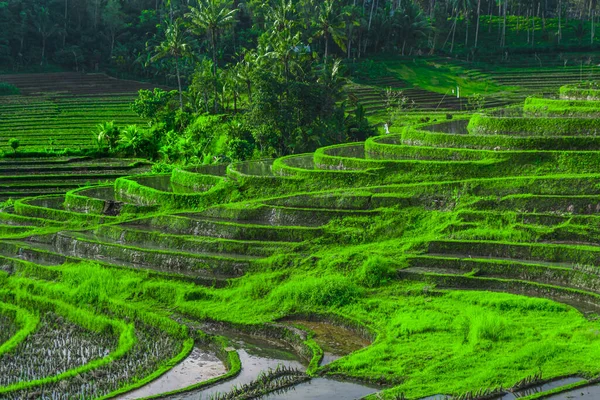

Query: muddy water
[[167, 334, 304, 400], [423, 120, 470, 134], [414, 377, 586, 400], [236, 159, 276, 176], [116, 347, 226, 400], [285, 320, 371, 366], [260, 378, 378, 399], [165, 328, 378, 400], [546, 382, 600, 399], [133, 175, 197, 194], [502, 377, 585, 399]]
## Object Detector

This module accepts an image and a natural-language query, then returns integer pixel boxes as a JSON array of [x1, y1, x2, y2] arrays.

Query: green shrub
[[560, 82, 600, 100], [354, 255, 395, 288], [468, 113, 600, 136], [0, 82, 19, 96], [271, 275, 362, 308], [470, 314, 508, 343], [8, 138, 19, 153]]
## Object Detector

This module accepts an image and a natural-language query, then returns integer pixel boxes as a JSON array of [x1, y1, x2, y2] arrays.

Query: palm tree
[[118, 125, 144, 156], [474, 0, 481, 48], [33, 6, 58, 66], [96, 121, 119, 151], [235, 51, 256, 106], [270, 0, 296, 33], [314, 0, 347, 59], [151, 19, 192, 110], [186, 0, 238, 112], [394, 2, 431, 56], [342, 4, 361, 59]]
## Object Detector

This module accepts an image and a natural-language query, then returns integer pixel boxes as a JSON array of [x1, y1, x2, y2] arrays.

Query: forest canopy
[[2, 0, 600, 164], [1, 0, 600, 74]]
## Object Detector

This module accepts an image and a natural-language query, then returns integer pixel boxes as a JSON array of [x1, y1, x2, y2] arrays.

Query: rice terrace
[[6, 0, 600, 399]]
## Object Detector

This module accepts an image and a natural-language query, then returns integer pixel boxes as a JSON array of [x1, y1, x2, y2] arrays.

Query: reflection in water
[[546, 383, 600, 399], [133, 175, 198, 194], [283, 320, 371, 367], [167, 331, 378, 400], [326, 144, 366, 159], [284, 154, 316, 170], [422, 120, 470, 134], [259, 378, 378, 400], [168, 336, 303, 400], [236, 159, 276, 176], [503, 377, 585, 399], [117, 347, 226, 399]]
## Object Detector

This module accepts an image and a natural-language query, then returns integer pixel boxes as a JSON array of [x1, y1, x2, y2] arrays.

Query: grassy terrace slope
[[0, 73, 157, 151], [5, 83, 600, 399], [348, 56, 600, 124]]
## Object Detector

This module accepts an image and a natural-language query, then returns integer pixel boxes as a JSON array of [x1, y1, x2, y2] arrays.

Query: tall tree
[[314, 0, 347, 59], [103, 0, 126, 59], [151, 19, 192, 110], [33, 6, 58, 66], [186, 0, 238, 112], [394, 0, 431, 55], [474, 0, 481, 48]]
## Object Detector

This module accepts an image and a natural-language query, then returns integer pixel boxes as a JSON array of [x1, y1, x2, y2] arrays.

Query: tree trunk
[[111, 34, 115, 59], [368, 0, 375, 31], [347, 31, 352, 59], [465, 9, 469, 47], [94, 0, 99, 29], [501, 0, 507, 47], [212, 29, 218, 113], [246, 81, 252, 106], [325, 32, 329, 59], [474, 0, 481, 48], [450, 9, 457, 53], [592, 9, 596, 44], [558, 0, 562, 44], [41, 36, 46, 66], [532, 7, 536, 47], [176, 55, 183, 110], [63, 0, 68, 48]]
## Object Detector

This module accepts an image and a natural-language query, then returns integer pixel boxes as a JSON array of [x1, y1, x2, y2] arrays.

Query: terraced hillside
[[348, 57, 600, 121], [0, 73, 157, 151], [4, 86, 600, 400]]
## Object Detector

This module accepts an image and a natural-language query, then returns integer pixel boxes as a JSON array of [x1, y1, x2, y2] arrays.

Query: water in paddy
[[284, 320, 371, 366], [236, 159, 275, 176], [500, 377, 585, 399], [546, 382, 600, 399], [166, 329, 378, 400], [133, 175, 198, 194], [423, 120, 469, 134], [0, 312, 17, 345], [76, 185, 116, 201], [166, 333, 303, 400], [413, 377, 585, 400], [284, 154, 316, 170], [259, 378, 378, 399], [326, 144, 366, 159], [186, 163, 228, 177], [116, 347, 226, 400]]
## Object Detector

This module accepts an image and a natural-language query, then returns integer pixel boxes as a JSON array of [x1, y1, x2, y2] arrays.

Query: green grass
[[385, 59, 517, 96], [7, 69, 600, 400]]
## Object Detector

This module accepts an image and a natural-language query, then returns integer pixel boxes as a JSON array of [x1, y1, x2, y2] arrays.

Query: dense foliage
[[1, 0, 600, 74]]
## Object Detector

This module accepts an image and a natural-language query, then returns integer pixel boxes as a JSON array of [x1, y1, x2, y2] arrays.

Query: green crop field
[[0, 73, 157, 152], [2, 67, 600, 400], [6, 0, 600, 396]]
